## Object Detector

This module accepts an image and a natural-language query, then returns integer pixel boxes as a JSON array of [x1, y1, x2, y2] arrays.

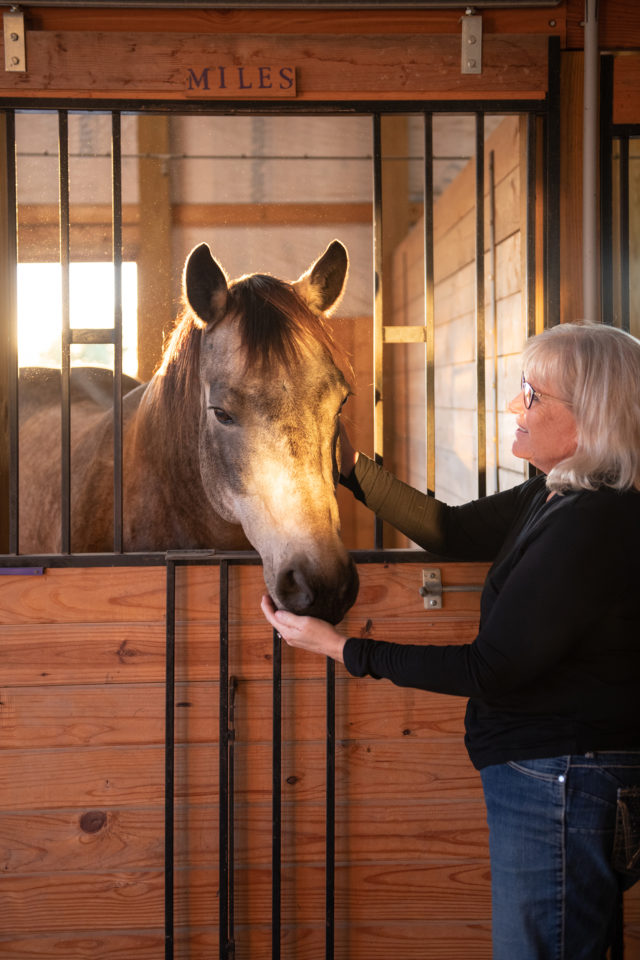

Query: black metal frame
[[1, 49, 558, 957], [600, 52, 639, 334]]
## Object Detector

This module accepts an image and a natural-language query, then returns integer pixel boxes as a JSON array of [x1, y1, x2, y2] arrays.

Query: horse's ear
[[293, 240, 348, 316], [183, 243, 229, 329]]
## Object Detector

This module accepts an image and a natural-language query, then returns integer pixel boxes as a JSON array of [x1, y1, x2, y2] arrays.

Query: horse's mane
[[145, 274, 348, 442]]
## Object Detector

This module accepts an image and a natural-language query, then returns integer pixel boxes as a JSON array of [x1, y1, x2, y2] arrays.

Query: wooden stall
[[2, 2, 640, 958]]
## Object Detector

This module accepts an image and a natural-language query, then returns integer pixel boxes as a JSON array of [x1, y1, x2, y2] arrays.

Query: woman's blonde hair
[[521, 321, 640, 493]]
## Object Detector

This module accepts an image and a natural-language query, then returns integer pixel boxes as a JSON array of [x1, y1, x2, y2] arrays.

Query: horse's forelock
[[229, 275, 340, 375]]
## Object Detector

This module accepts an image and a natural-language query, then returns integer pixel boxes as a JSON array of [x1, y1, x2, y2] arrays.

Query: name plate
[[186, 64, 296, 98]]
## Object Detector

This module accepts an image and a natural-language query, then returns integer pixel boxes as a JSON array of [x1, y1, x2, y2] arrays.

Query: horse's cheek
[[198, 430, 245, 522]]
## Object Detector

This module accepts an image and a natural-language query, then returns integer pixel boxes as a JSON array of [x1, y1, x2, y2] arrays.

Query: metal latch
[[4, 6, 26, 73], [420, 567, 484, 609], [461, 7, 482, 76]]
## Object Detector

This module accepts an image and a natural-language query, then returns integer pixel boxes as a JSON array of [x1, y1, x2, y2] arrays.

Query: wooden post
[[136, 115, 173, 382]]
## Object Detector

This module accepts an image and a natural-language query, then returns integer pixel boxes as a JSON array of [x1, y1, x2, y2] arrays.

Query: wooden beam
[[0, 31, 550, 101], [136, 116, 172, 381]]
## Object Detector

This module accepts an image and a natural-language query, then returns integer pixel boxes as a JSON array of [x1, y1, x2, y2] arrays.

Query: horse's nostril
[[276, 566, 315, 612]]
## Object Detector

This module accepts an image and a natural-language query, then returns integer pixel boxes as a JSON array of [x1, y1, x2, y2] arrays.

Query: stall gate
[[1, 46, 639, 958]]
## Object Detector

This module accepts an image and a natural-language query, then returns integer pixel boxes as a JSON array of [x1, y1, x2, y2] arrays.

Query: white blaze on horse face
[[198, 316, 356, 622]]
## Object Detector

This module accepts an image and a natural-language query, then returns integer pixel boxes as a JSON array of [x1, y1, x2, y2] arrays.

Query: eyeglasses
[[521, 373, 572, 409]]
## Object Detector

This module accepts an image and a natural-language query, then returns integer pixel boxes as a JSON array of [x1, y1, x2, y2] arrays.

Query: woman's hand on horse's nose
[[260, 595, 347, 664]]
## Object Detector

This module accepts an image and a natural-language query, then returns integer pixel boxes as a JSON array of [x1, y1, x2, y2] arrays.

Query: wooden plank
[[0, 800, 487, 875], [0, 739, 480, 812], [0, 922, 492, 960], [0, 616, 481, 686], [0, 566, 166, 624], [0, 31, 549, 101], [0, 676, 470, 749], [566, 0, 640, 51], [0, 861, 490, 934], [613, 54, 640, 125], [21, 7, 565, 40]]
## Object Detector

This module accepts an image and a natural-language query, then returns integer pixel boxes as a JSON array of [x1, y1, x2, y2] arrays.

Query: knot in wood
[[80, 810, 107, 834]]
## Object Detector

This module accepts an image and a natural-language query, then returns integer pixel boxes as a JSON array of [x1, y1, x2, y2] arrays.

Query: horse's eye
[[212, 407, 234, 425]]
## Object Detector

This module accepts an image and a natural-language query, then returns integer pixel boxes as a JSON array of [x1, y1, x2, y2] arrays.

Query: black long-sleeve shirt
[[341, 455, 640, 769]]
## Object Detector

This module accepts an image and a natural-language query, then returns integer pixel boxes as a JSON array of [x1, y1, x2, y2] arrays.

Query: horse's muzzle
[[274, 552, 359, 624]]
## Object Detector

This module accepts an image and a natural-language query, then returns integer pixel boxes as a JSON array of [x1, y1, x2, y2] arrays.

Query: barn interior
[[1, 2, 639, 958]]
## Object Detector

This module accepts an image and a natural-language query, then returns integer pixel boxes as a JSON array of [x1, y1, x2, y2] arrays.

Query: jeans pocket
[[613, 787, 640, 880]]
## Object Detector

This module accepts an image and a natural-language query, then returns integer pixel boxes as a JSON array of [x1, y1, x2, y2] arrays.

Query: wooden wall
[[3, 561, 640, 958], [1, 560, 491, 959], [384, 116, 529, 532]]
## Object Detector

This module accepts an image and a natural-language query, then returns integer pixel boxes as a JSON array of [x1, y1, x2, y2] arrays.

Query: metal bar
[[67, 328, 117, 344], [112, 111, 124, 552], [488, 149, 499, 495], [372, 113, 384, 548], [219, 560, 233, 959], [544, 37, 561, 327], [618, 134, 630, 333], [475, 113, 486, 500], [423, 111, 435, 496], [526, 114, 537, 339], [599, 55, 614, 326], [0, 96, 546, 116], [5, 109, 19, 554], [272, 628, 282, 960], [526, 114, 539, 481], [164, 560, 176, 960], [58, 110, 72, 553], [582, 0, 599, 325], [325, 656, 336, 960]]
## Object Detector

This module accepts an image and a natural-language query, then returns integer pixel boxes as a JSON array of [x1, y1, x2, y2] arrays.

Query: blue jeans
[[480, 752, 640, 960]]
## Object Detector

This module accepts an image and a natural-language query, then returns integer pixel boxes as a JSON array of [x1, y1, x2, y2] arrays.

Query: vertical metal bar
[[618, 134, 630, 333], [423, 112, 436, 497], [526, 114, 539, 481], [219, 560, 232, 959], [5, 110, 19, 554], [325, 657, 336, 960], [545, 37, 561, 327], [165, 560, 176, 960], [582, 0, 599, 325], [526, 114, 537, 340], [272, 628, 282, 960], [58, 110, 71, 553], [111, 111, 124, 551], [475, 113, 486, 500], [600, 56, 615, 326], [372, 114, 384, 548], [488, 150, 499, 495]]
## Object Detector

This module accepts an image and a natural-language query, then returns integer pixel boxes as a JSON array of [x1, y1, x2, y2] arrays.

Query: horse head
[[183, 240, 358, 625]]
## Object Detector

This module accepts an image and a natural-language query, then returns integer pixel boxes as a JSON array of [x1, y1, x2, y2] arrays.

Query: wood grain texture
[[0, 31, 549, 101], [0, 559, 515, 956]]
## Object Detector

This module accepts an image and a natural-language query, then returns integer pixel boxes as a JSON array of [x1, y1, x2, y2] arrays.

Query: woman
[[261, 321, 640, 959]]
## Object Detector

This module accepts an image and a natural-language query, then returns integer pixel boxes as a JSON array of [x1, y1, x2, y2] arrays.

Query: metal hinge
[[3, 6, 26, 73], [461, 7, 482, 76], [419, 567, 484, 609]]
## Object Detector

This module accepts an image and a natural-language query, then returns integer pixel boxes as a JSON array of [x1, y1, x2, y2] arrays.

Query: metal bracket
[[4, 7, 26, 73], [419, 567, 485, 610], [461, 8, 482, 76], [421, 568, 443, 609]]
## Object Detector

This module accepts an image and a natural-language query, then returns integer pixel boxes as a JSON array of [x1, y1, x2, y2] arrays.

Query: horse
[[18, 240, 359, 624]]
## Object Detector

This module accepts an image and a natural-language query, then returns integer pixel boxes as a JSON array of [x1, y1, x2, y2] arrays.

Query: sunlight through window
[[17, 262, 138, 378]]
